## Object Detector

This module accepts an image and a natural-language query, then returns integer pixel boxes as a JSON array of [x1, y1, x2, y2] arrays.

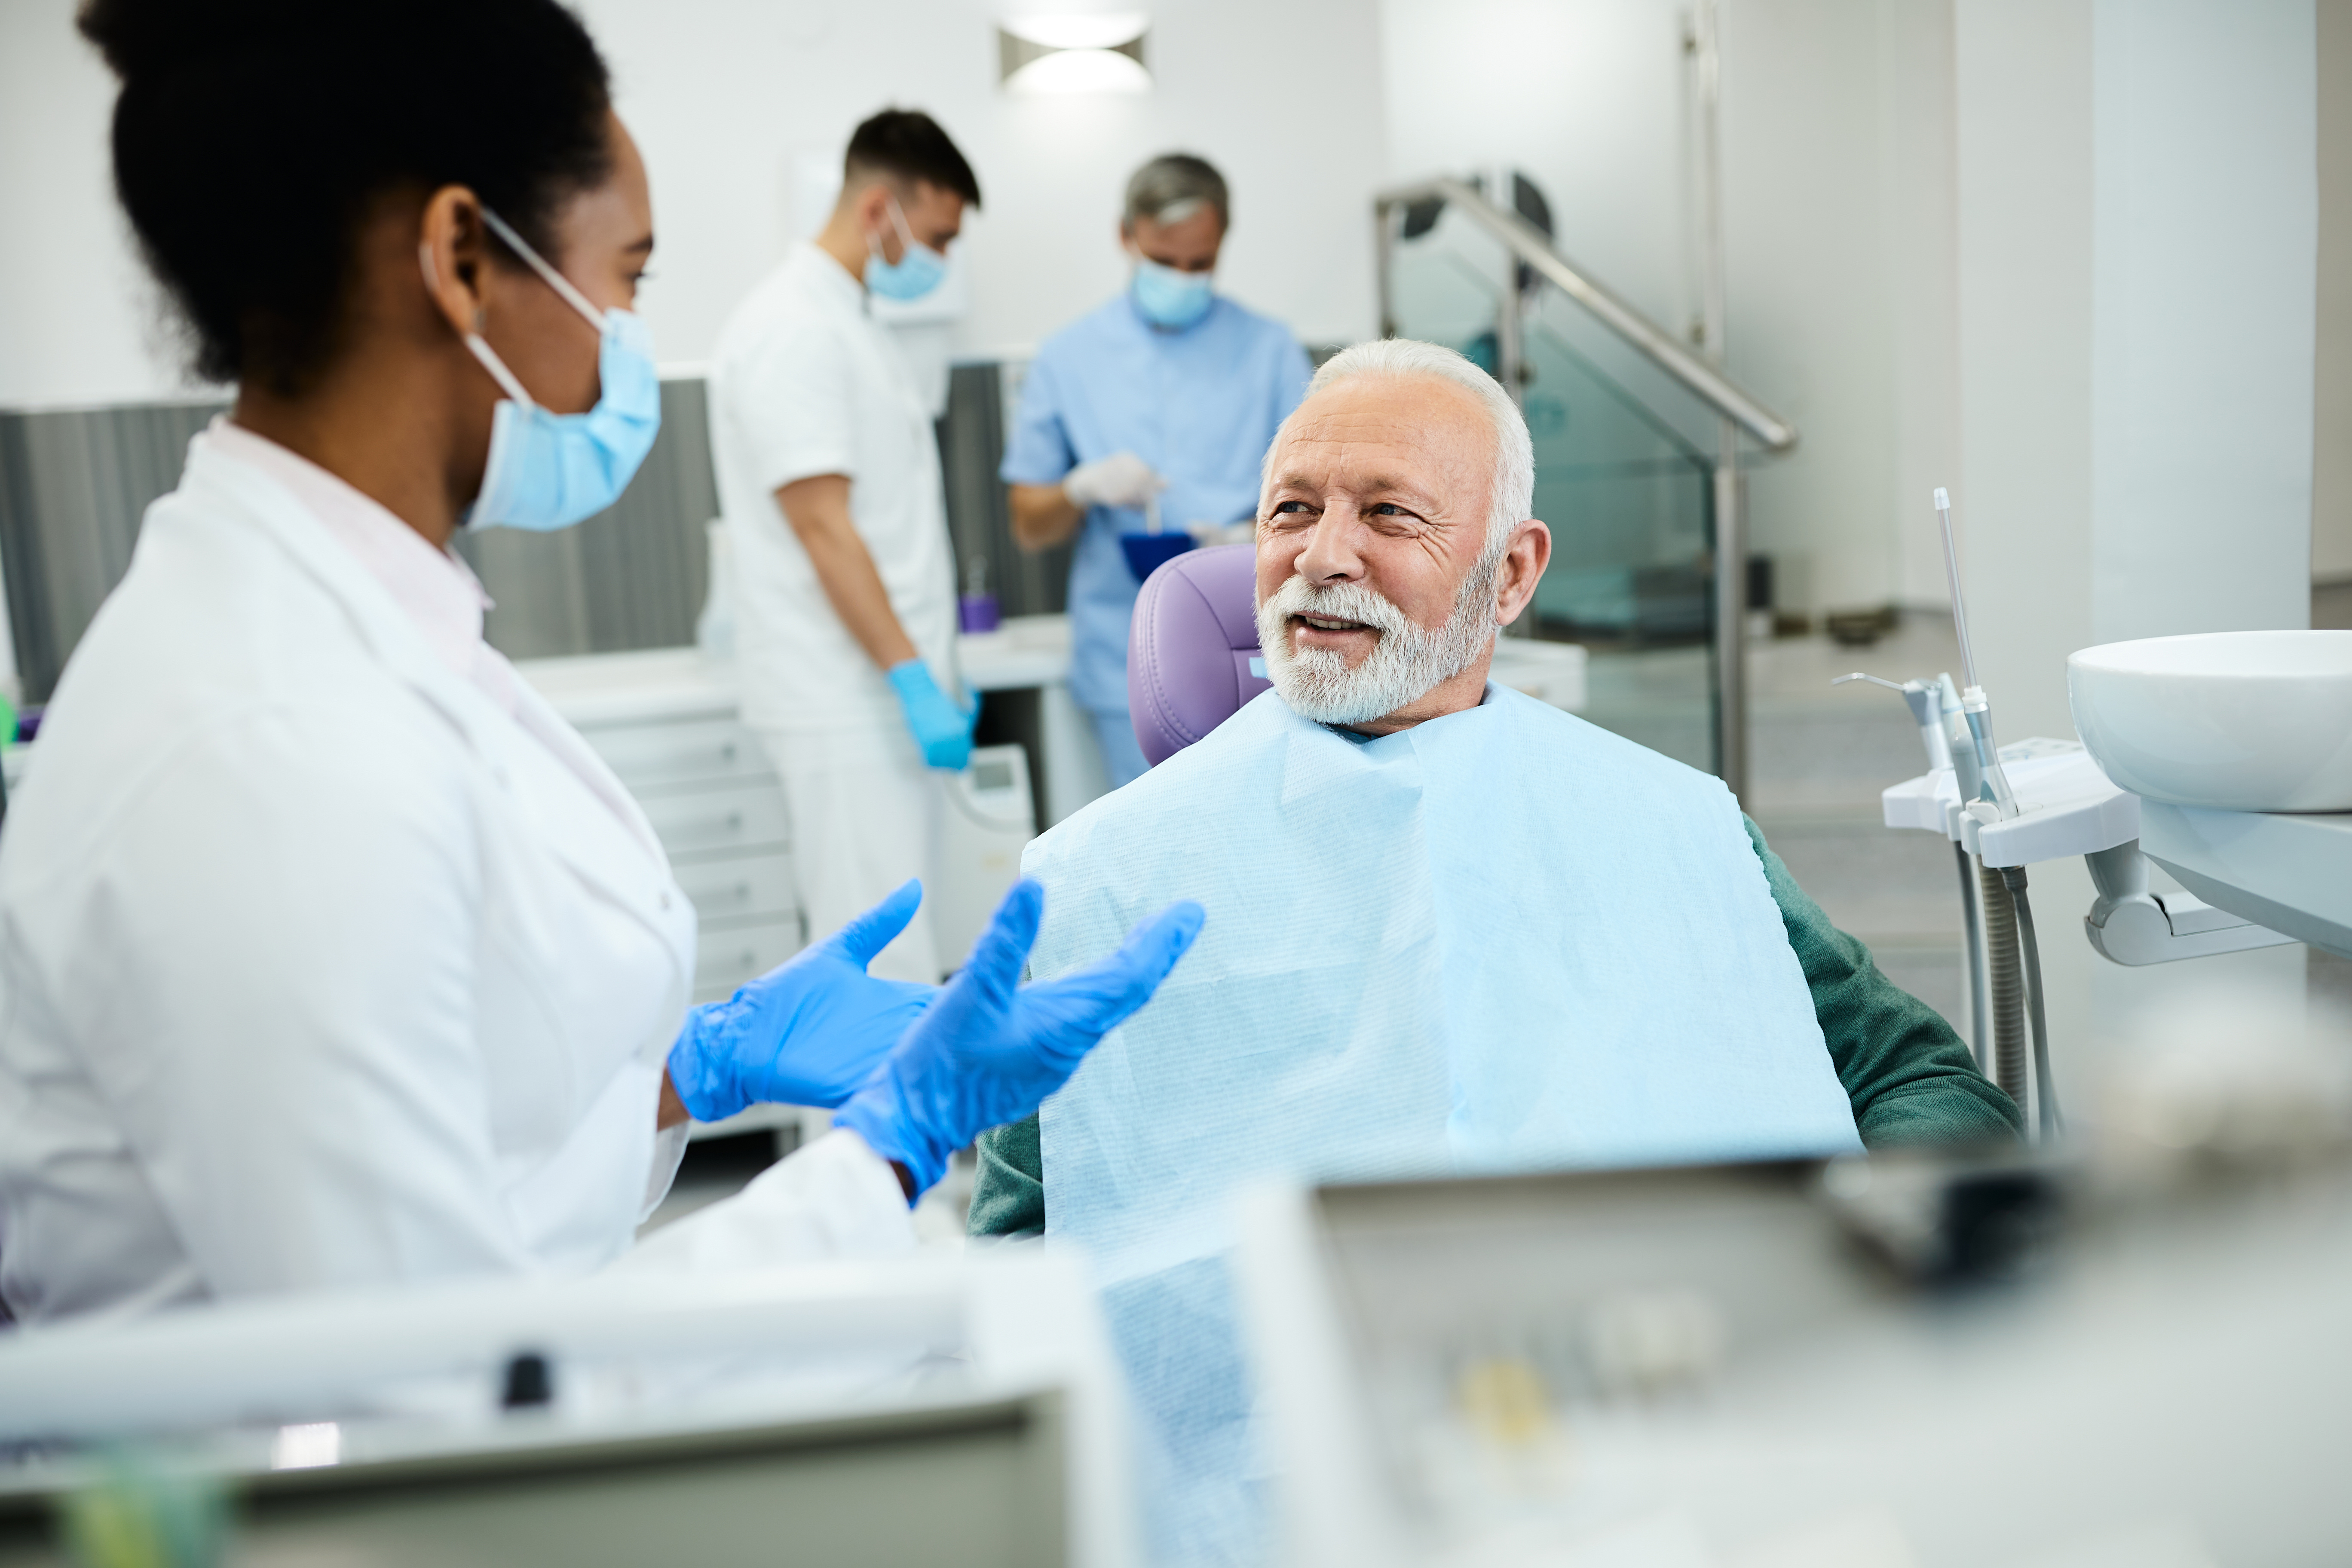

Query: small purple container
[[959, 593, 1001, 634]]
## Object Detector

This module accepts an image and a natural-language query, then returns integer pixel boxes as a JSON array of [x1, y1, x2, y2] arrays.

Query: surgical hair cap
[[1124, 153, 1230, 230], [1269, 339, 1537, 558]]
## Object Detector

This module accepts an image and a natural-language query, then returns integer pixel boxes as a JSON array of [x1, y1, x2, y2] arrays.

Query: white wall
[[1954, 0, 2319, 1088], [584, 0, 1387, 366], [0, 1, 188, 408], [1956, 0, 2316, 747], [0, 0, 1387, 408], [9, 0, 2331, 628], [1376, 0, 1966, 616], [1378, 0, 1699, 337], [1720, 0, 1932, 615], [2089, 0, 2315, 646]]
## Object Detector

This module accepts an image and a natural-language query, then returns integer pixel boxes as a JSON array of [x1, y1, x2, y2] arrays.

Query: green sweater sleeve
[[969, 1112, 1044, 1238], [967, 818, 2022, 1237], [1739, 815, 2022, 1148]]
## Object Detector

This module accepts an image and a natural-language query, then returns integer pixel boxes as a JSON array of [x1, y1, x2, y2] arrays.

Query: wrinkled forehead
[[1263, 374, 1494, 503]]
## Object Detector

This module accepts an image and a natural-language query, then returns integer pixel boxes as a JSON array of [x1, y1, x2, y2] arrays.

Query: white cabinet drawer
[[674, 851, 797, 923], [582, 716, 769, 788], [641, 781, 790, 855], [694, 918, 803, 1001]]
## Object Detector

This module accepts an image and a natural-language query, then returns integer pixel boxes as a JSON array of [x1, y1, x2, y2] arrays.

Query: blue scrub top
[[1001, 292, 1311, 718]]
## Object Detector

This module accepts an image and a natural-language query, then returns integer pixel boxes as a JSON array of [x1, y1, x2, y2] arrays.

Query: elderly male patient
[[969, 338, 2015, 1554], [974, 338, 2015, 1240]]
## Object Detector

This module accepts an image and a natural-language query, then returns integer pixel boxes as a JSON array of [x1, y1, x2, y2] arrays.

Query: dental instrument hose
[[2000, 865, 2062, 1140], [1956, 845, 1989, 1072], [1977, 864, 2028, 1109]]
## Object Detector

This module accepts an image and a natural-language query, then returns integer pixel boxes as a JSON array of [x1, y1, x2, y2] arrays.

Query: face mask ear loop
[[422, 233, 542, 409], [886, 194, 922, 258], [464, 334, 538, 409], [478, 205, 609, 334]]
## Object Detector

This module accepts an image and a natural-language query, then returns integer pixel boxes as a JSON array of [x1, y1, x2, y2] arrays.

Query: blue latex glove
[[667, 881, 938, 1122], [886, 658, 976, 771], [836, 878, 1205, 1197]]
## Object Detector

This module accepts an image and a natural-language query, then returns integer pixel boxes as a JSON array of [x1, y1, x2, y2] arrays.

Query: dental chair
[[1126, 545, 1271, 767]]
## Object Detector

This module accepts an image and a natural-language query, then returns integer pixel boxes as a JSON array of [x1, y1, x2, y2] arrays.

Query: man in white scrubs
[[711, 110, 979, 983]]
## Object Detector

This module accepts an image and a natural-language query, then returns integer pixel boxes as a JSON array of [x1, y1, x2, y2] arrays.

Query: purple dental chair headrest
[[1127, 543, 1274, 768]]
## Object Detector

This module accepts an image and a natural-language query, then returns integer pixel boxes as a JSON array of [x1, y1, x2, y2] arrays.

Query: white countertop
[[514, 615, 1077, 728]]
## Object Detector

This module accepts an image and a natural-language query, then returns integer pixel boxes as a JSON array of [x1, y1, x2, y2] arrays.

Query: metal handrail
[[1372, 177, 1798, 453]]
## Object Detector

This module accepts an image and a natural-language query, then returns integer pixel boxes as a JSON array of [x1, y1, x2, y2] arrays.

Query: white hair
[[1265, 337, 1536, 558], [1251, 339, 1538, 723]]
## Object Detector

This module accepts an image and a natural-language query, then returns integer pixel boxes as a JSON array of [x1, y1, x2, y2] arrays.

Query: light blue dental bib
[[1026, 685, 1858, 1563]]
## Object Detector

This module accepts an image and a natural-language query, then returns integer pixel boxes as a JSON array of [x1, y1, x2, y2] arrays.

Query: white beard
[[1254, 564, 1499, 726]]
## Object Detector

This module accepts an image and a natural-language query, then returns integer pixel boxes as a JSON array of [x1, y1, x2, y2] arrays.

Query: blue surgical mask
[[1132, 256, 1214, 330], [428, 206, 662, 532], [866, 195, 948, 302]]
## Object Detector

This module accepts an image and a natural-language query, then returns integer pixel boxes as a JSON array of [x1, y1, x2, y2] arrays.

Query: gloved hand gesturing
[[886, 658, 977, 771], [667, 880, 937, 1123], [1062, 451, 1167, 511], [836, 878, 1204, 1197]]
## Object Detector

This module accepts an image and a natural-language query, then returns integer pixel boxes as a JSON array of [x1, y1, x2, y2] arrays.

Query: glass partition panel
[[1387, 207, 1721, 774]]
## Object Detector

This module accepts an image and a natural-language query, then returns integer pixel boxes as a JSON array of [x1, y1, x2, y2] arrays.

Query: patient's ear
[[1493, 519, 1552, 626]]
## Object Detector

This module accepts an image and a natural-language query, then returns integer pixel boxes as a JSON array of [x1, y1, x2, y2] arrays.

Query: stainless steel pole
[[1712, 425, 1746, 799], [1694, 0, 1745, 797], [1495, 263, 1524, 410]]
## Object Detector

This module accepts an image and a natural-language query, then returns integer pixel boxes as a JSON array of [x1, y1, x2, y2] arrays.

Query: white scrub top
[[710, 242, 960, 736], [0, 426, 910, 1324]]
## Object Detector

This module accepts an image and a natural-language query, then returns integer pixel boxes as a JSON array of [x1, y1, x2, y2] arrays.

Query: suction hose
[[1955, 845, 1989, 1072], [2000, 865, 2061, 1140], [1977, 861, 2028, 1108]]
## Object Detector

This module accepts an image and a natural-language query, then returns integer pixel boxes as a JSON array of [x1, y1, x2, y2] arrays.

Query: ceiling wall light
[[998, 12, 1150, 95]]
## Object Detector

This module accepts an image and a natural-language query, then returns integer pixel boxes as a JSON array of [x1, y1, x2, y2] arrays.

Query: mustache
[[1257, 576, 1417, 640]]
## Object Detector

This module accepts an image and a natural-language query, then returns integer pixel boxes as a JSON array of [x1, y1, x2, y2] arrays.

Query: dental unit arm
[[1846, 490, 2297, 1139], [1840, 487, 2059, 1136]]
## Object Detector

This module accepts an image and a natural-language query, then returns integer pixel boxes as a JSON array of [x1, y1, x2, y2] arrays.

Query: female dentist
[[0, 0, 1199, 1325]]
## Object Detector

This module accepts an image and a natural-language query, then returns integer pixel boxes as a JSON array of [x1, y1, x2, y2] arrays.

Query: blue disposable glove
[[886, 658, 976, 771], [836, 878, 1205, 1197], [666, 880, 938, 1122]]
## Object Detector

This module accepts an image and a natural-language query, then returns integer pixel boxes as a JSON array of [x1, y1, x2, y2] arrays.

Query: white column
[[2089, 0, 2316, 646], [1953, 0, 2098, 742], [1956, 0, 2316, 739], [1954, 0, 2319, 1074]]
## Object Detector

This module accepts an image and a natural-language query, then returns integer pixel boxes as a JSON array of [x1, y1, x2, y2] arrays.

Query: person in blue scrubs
[[1001, 154, 1312, 787]]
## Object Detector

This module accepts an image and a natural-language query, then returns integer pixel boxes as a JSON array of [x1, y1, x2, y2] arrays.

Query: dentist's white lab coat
[[0, 436, 912, 1325]]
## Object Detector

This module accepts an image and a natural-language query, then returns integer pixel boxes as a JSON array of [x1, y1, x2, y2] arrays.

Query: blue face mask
[[1132, 256, 1214, 330], [431, 206, 663, 533], [866, 195, 949, 302]]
